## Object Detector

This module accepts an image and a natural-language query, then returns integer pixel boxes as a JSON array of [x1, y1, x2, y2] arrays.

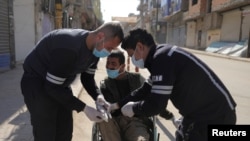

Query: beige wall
[[186, 21, 196, 48], [14, 0, 35, 62], [196, 18, 207, 48], [207, 29, 221, 46]]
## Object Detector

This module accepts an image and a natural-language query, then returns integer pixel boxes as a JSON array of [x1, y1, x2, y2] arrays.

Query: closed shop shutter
[[0, 0, 10, 70], [242, 6, 250, 40], [221, 10, 241, 42], [179, 26, 186, 47]]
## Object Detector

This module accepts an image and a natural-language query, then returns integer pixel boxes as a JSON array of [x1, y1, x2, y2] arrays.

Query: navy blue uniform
[[21, 29, 101, 141], [120, 45, 236, 141]]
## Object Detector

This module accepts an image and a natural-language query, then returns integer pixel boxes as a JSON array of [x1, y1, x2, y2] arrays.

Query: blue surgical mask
[[93, 39, 110, 58], [106, 68, 120, 79], [131, 54, 145, 69], [93, 48, 110, 58]]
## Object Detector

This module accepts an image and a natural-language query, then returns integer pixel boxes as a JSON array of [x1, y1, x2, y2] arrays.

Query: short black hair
[[96, 21, 124, 42], [108, 50, 125, 65], [121, 28, 156, 50]]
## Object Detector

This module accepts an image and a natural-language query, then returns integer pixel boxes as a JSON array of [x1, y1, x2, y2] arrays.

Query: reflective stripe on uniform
[[85, 68, 96, 74], [151, 85, 173, 95], [46, 72, 66, 85]]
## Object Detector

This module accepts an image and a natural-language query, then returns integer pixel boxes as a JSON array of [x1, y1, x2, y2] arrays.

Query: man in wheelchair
[[97, 50, 151, 141]]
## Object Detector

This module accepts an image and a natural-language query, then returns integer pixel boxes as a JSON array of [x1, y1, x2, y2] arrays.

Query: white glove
[[96, 94, 110, 110], [96, 103, 111, 122], [83, 105, 105, 122], [121, 102, 135, 117], [96, 94, 112, 122]]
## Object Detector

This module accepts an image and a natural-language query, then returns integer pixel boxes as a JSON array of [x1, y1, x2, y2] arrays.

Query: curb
[[183, 47, 250, 63]]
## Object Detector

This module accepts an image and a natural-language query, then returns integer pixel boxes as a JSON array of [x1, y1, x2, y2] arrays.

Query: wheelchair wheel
[[147, 116, 160, 141], [153, 116, 160, 141], [91, 123, 102, 141]]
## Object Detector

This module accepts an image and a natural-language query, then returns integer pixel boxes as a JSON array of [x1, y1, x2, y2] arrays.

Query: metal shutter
[[0, 0, 10, 70]]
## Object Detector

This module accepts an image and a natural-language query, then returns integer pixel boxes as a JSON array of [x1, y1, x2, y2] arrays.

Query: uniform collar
[[144, 45, 156, 69]]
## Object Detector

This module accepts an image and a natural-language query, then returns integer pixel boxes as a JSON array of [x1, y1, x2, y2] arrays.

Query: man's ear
[[96, 32, 105, 41], [136, 42, 144, 51], [120, 64, 126, 71]]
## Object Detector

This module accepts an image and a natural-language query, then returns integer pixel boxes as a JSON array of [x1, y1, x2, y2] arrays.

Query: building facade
[[0, 0, 15, 71], [137, 0, 250, 52], [0, 0, 102, 71]]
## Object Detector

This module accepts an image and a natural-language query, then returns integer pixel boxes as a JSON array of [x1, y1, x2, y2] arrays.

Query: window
[[192, 0, 198, 5], [207, 0, 212, 13]]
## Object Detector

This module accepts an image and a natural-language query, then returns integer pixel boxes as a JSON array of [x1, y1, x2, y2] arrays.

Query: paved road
[[194, 53, 250, 124]]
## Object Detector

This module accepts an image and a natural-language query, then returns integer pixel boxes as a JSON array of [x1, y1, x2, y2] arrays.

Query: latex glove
[[96, 94, 110, 110], [83, 105, 105, 122], [96, 103, 111, 122], [121, 102, 135, 117]]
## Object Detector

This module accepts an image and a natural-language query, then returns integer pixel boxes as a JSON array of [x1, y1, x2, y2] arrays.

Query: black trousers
[[21, 71, 73, 141], [176, 109, 236, 141]]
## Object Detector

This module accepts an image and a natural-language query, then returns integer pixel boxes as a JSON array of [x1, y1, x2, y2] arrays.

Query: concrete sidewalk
[[0, 63, 90, 141], [0, 64, 33, 141]]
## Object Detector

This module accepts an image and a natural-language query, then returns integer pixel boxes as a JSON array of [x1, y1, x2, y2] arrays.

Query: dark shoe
[[159, 110, 174, 120]]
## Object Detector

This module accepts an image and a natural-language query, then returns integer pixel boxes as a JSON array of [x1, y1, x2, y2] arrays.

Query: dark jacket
[[120, 44, 236, 121], [23, 29, 101, 112], [100, 72, 145, 116]]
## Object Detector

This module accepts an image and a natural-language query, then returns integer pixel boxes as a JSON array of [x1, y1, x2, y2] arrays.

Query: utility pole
[[55, 0, 62, 29], [140, 0, 144, 28]]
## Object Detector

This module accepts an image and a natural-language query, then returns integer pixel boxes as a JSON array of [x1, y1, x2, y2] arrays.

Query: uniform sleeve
[[133, 54, 175, 117], [139, 74, 146, 84], [99, 79, 115, 103], [80, 60, 101, 100], [118, 79, 152, 107], [45, 48, 86, 112], [100, 80, 108, 97]]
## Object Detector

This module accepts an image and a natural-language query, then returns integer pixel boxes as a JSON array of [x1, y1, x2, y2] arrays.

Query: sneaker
[[159, 109, 174, 120]]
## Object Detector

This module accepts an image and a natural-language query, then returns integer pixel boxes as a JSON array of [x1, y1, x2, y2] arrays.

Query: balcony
[[212, 0, 250, 12], [183, 11, 201, 21], [204, 12, 222, 30]]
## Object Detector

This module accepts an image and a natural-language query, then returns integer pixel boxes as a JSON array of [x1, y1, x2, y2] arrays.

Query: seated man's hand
[[121, 102, 135, 117], [108, 103, 119, 113], [83, 105, 105, 122]]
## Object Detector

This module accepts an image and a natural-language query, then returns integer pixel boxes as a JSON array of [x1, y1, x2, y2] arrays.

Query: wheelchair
[[91, 116, 160, 141]]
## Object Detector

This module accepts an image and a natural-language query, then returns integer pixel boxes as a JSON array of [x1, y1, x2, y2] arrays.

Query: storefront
[[0, 0, 15, 71]]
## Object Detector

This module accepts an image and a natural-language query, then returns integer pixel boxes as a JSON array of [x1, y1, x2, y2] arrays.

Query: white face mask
[[131, 54, 145, 69]]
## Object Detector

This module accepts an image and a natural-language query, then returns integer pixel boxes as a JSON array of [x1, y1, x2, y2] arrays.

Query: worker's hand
[[96, 103, 111, 122], [96, 94, 110, 110], [121, 102, 135, 117], [96, 94, 112, 121], [83, 105, 105, 122]]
